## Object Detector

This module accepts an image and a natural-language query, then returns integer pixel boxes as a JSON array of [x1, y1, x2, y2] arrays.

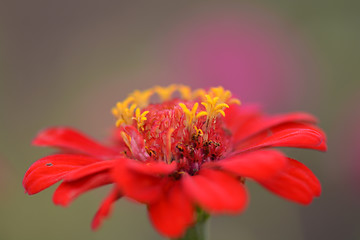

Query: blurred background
[[0, 1, 359, 239]]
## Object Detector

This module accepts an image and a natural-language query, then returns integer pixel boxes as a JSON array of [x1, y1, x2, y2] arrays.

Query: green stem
[[172, 209, 210, 240]]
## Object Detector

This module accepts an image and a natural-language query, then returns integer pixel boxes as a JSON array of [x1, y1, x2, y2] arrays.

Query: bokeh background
[[1, 1, 359, 240]]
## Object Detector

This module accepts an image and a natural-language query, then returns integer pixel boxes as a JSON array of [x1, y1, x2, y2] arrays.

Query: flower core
[[112, 85, 240, 175]]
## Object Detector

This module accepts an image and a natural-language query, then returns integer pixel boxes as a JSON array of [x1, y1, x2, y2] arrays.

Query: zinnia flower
[[23, 85, 326, 239]]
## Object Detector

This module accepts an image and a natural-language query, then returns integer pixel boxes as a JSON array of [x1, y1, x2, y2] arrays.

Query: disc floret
[[111, 85, 241, 175], [133, 108, 149, 131], [128, 89, 154, 109], [198, 95, 229, 127], [112, 97, 137, 127], [208, 86, 241, 105], [179, 102, 207, 132], [154, 84, 177, 101]]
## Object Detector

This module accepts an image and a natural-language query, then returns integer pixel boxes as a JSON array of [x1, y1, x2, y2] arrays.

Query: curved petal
[[182, 169, 248, 214], [224, 105, 262, 134], [148, 181, 195, 238], [23, 154, 101, 195], [126, 160, 177, 175], [63, 160, 116, 182], [285, 158, 321, 197], [226, 106, 318, 143], [258, 158, 321, 204], [53, 171, 113, 206], [205, 150, 288, 181], [112, 159, 176, 204], [32, 127, 118, 158], [237, 127, 326, 152], [91, 187, 123, 230]]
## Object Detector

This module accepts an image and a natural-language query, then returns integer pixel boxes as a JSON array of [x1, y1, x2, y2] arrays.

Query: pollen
[[133, 108, 149, 131], [154, 85, 177, 102], [112, 97, 137, 127], [193, 125, 203, 137], [198, 94, 230, 125]]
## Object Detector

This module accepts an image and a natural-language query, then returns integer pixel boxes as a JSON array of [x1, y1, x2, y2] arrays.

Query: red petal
[[63, 160, 116, 182], [112, 159, 173, 204], [23, 154, 100, 195], [224, 105, 262, 134], [126, 160, 177, 176], [53, 171, 113, 206], [32, 127, 118, 158], [286, 158, 321, 197], [238, 128, 326, 152], [205, 150, 288, 181], [227, 107, 318, 143], [258, 158, 321, 204], [267, 122, 327, 144], [182, 169, 248, 214], [91, 187, 122, 230], [148, 181, 195, 238]]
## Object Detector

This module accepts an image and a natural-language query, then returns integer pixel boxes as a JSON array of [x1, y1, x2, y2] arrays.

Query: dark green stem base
[[172, 209, 210, 240]]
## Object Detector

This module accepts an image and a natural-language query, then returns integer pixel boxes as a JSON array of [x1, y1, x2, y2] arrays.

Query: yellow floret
[[179, 102, 206, 131], [192, 88, 207, 101], [133, 108, 149, 131], [128, 89, 154, 109], [154, 85, 177, 101], [198, 94, 229, 126], [208, 86, 241, 105], [112, 97, 137, 127], [177, 85, 192, 100]]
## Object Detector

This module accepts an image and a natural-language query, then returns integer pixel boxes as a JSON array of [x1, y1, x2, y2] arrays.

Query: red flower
[[23, 85, 326, 238]]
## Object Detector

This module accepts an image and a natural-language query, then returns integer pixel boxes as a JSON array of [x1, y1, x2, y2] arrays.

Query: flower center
[[112, 85, 240, 174]]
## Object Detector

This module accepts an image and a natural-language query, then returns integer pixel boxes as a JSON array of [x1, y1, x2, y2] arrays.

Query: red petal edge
[[205, 149, 288, 181], [92, 187, 122, 230], [182, 169, 248, 214], [226, 106, 318, 143], [237, 127, 326, 152], [23, 154, 101, 195], [112, 159, 176, 204], [53, 171, 113, 206], [258, 158, 321, 205], [32, 127, 118, 158]]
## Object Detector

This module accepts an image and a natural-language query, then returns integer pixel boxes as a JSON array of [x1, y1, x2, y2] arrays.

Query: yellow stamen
[[208, 86, 241, 105], [128, 89, 154, 109], [198, 94, 229, 125], [132, 108, 149, 131], [154, 84, 177, 102], [192, 88, 207, 101], [112, 97, 137, 127], [179, 102, 205, 131], [177, 85, 192, 100]]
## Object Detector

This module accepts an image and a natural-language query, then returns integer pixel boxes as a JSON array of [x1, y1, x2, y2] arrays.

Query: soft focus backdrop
[[0, 1, 359, 240]]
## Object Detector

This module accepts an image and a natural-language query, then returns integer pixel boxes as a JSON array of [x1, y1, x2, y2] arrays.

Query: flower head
[[23, 85, 326, 238]]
